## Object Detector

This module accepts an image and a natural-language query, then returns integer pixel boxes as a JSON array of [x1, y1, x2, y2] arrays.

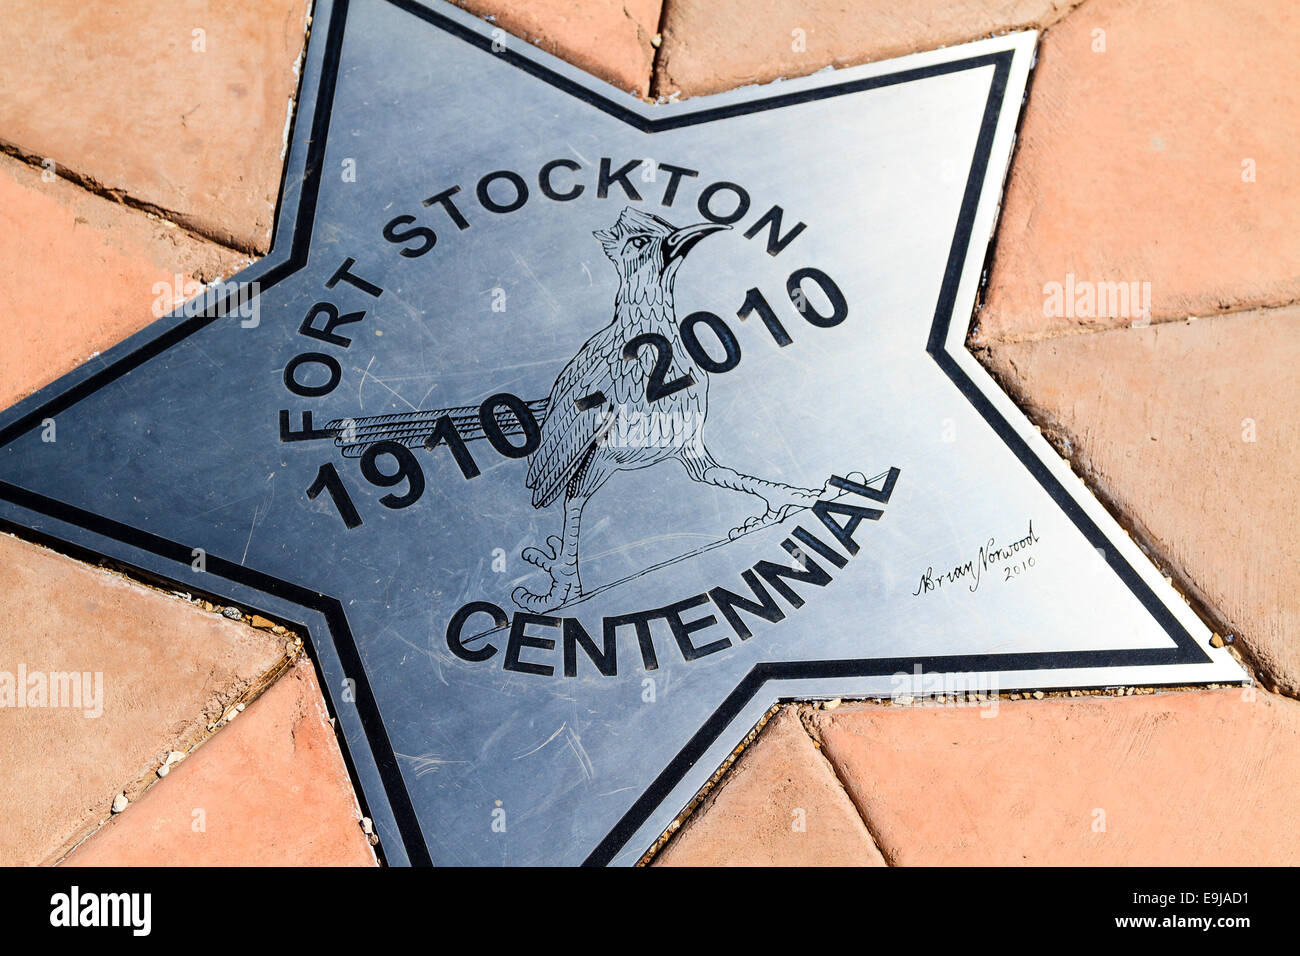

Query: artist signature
[[913, 519, 1040, 596]]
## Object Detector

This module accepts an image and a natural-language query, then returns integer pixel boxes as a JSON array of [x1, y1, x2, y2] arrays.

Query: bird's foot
[[511, 535, 579, 612], [727, 483, 828, 541]]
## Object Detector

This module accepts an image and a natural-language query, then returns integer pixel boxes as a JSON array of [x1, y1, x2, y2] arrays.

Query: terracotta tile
[[982, 307, 1300, 694], [452, 0, 661, 97], [0, 153, 246, 410], [0, 534, 287, 865], [811, 689, 1300, 865], [64, 658, 376, 867], [0, 0, 312, 253], [977, 0, 1300, 344], [655, 0, 1072, 98], [654, 707, 886, 866]]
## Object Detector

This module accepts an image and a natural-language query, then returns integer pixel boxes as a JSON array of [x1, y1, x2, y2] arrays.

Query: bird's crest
[[593, 206, 675, 256]]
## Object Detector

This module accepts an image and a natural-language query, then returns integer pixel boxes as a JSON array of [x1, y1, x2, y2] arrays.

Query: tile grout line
[[972, 295, 1300, 350], [649, 2, 1087, 103], [0, 2, 315, 285], [956, 0, 1289, 702], [47, 650, 301, 867], [787, 683, 1261, 871], [0, 531, 308, 864], [794, 704, 898, 866], [0, 140, 258, 257], [968, 351, 1285, 699], [647, 0, 672, 100], [0, 2, 315, 260], [968, 0, 1295, 351], [647, 682, 1254, 866], [635, 704, 780, 865]]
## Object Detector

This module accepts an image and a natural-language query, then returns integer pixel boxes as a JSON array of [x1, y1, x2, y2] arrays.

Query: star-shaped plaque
[[0, 0, 1243, 865]]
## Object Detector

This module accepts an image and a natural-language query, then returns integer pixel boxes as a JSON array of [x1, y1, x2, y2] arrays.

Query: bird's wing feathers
[[526, 329, 619, 507], [327, 324, 633, 509], [327, 398, 550, 458]]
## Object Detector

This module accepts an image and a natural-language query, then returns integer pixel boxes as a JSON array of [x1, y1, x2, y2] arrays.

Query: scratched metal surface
[[0, 0, 1243, 866]]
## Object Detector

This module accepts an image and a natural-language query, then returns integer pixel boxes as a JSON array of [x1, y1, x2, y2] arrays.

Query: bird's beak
[[662, 221, 730, 272]]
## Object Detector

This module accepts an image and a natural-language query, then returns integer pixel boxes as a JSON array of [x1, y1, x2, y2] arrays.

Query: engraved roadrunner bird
[[331, 207, 828, 612]]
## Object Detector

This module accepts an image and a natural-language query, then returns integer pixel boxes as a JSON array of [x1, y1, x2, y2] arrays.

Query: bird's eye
[[627, 236, 649, 251]]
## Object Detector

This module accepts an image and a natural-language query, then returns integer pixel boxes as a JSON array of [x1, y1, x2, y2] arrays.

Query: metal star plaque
[[0, 0, 1243, 865]]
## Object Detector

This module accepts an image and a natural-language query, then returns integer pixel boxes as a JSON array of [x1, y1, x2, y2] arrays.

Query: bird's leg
[[681, 450, 827, 540], [512, 495, 586, 613], [703, 466, 828, 538]]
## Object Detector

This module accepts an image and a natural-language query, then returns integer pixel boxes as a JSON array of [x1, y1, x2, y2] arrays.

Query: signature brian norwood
[[913, 519, 1040, 596]]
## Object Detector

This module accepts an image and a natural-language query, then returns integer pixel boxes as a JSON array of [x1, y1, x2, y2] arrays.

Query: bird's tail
[[326, 398, 551, 458]]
